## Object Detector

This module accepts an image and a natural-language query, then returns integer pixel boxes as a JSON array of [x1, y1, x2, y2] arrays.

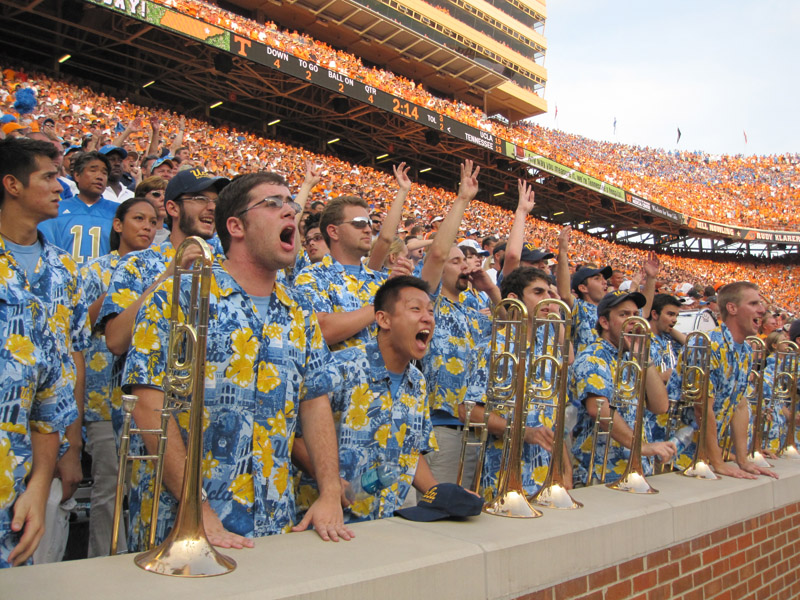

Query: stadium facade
[[224, 0, 548, 120]]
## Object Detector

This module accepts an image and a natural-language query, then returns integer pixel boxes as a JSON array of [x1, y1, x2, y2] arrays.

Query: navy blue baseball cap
[[571, 265, 613, 292], [596, 290, 646, 319], [520, 242, 554, 265], [395, 483, 483, 522], [165, 168, 230, 202]]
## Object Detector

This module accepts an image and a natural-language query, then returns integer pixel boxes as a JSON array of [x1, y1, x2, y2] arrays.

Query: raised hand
[[517, 179, 535, 214], [457, 159, 480, 201], [643, 250, 660, 279], [393, 161, 412, 193]]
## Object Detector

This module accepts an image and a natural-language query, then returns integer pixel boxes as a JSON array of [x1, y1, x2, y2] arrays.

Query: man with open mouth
[[666, 281, 777, 479]]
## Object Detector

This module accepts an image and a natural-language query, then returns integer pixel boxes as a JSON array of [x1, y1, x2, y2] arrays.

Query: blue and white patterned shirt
[[666, 324, 752, 469], [122, 262, 339, 550], [294, 254, 387, 351], [296, 340, 436, 522], [0, 285, 75, 567]]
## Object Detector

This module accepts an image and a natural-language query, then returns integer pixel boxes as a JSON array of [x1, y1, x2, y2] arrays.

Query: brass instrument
[[680, 331, 718, 480], [776, 340, 800, 459], [605, 316, 659, 494], [529, 299, 582, 509], [111, 237, 236, 576], [472, 298, 542, 518], [744, 336, 771, 467]]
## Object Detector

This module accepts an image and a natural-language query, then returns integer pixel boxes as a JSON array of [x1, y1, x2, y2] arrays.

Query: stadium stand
[[102, 0, 800, 231], [1, 65, 796, 315]]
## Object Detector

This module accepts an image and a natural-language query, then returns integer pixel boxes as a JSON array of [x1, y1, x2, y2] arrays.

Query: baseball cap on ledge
[[165, 169, 230, 202], [395, 483, 483, 522]]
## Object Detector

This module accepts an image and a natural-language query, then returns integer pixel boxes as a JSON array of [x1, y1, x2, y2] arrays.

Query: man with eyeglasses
[[295, 195, 390, 351], [98, 168, 229, 357], [123, 171, 353, 549], [300, 213, 329, 265]]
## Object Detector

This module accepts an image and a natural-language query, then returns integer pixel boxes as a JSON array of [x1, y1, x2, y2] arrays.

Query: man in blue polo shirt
[[38, 151, 119, 264]]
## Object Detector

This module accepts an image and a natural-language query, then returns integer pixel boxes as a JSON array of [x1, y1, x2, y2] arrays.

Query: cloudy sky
[[533, 1, 800, 156]]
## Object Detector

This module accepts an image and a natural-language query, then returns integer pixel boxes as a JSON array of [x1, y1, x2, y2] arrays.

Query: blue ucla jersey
[[39, 197, 118, 265]]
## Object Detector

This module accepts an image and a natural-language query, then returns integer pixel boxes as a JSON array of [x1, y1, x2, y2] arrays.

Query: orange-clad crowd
[[1, 66, 797, 315], [136, 0, 800, 231]]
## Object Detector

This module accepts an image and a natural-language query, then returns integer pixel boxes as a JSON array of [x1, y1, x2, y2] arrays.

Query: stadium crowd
[[102, 0, 800, 231], [1, 66, 796, 315], [2, 59, 800, 571]]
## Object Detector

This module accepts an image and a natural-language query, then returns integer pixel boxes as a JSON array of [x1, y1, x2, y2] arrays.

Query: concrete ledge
[[4, 458, 800, 600]]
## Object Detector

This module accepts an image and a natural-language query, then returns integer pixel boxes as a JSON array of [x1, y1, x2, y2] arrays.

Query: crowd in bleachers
[[1, 66, 797, 315], [138, 0, 800, 231], [4, 57, 800, 570]]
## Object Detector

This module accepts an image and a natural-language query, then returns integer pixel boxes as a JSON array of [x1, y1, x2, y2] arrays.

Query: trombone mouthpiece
[[121, 394, 139, 414]]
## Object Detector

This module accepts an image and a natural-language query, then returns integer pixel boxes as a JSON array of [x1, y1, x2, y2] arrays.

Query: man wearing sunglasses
[[295, 195, 391, 351]]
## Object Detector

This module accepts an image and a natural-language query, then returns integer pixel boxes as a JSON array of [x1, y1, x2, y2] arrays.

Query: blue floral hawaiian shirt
[[758, 355, 786, 452], [294, 254, 387, 351], [459, 287, 490, 312], [81, 252, 121, 424], [122, 262, 338, 550], [0, 235, 91, 387], [570, 338, 658, 486], [666, 324, 752, 470], [422, 295, 492, 425], [0, 285, 75, 567], [296, 340, 436, 522], [571, 298, 599, 355]]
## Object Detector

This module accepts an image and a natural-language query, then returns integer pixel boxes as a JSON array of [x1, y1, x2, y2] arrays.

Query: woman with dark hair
[[79, 196, 157, 557]]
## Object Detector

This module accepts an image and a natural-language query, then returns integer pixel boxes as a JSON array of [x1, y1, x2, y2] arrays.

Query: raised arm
[[502, 179, 536, 278], [112, 117, 142, 147], [556, 225, 575, 309], [419, 159, 480, 289], [169, 116, 186, 155], [641, 251, 659, 320], [147, 116, 161, 158], [368, 162, 412, 270]]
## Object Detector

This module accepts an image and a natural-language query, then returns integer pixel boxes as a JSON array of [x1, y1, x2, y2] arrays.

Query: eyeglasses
[[303, 234, 324, 247], [339, 217, 372, 230], [180, 195, 217, 207], [237, 195, 302, 217]]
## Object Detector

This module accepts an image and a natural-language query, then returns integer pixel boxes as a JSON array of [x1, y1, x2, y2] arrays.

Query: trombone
[[110, 236, 236, 576], [744, 336, 771, 467], [604, 316, 659, 494], [470, 298, 543, 518], [528, 299, 582, 509], [776, 340, 800, 459], [680, 331, 718, 480]]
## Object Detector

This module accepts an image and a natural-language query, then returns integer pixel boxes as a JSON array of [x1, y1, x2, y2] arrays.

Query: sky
[[533, 1, 800, 157]]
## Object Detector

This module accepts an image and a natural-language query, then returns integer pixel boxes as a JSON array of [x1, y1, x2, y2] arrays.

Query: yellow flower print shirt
[[122, 261, 338, 551], [0, 285, 75, 567], [294, 255, 386, 351], [295, 340, 436, 522]]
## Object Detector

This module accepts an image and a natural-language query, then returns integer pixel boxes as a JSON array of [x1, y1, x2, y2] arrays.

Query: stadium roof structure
[[225, 0, 548, 121], [0, 0, 797, 260]]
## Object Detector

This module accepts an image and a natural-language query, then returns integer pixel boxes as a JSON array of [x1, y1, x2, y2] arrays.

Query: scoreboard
[[232, 36, 503, 154]]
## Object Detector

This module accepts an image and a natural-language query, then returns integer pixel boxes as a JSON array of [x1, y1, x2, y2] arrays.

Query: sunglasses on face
[[340, 217, 372, 230], [149, 190, 164, 198], [238, 195, 302, 217]]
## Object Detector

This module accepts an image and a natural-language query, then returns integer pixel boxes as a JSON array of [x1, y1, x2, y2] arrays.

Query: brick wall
[[516, 501, 800, 600]]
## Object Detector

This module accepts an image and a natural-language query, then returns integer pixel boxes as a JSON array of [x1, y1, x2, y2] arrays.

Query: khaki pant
[[417, 426, 480, 501]]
